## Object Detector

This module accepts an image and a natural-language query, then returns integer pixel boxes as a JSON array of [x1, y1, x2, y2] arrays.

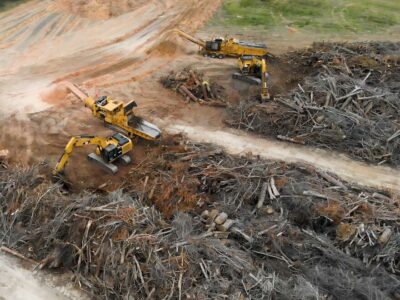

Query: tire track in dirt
[[168, 124, 400, 193]]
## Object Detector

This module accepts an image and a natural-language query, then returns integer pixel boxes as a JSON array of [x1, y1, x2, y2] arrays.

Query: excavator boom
[[260, 58, 270, 101], [54, 133, 133, 175], [54, 135, 108, 175], [233, 56, 270, 100]]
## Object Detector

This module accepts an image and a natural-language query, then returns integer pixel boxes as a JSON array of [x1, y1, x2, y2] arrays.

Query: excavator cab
[[206, 40, 222, 51], [53, 133, 134, 177], [96, 96, 108, 106], [239, 55, 261, 75], [101, 133, 132, 163]]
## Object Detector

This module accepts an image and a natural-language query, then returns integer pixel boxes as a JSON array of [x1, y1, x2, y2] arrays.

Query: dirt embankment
[[55, 0, 147, 20]]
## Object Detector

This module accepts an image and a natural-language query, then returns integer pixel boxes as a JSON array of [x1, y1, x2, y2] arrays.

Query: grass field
[[210, 0, 400, 33], [0, 0, 29, 11]]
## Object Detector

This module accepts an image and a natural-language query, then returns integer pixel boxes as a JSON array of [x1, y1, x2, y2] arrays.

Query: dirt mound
[[55, 0, 147, 20]]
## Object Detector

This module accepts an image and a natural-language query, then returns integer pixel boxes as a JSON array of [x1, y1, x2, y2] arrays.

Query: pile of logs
[[161, 68, 226, 106]]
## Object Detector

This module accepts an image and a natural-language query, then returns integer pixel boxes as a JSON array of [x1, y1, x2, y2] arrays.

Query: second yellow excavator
[[53, 133, 133, 176], [233, 55, 270, 100]]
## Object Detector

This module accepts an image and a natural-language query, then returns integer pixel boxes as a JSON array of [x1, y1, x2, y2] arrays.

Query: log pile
[[161, 68, 226, 106], [228, 42, 400, 166], [0, 138, 399, 299]]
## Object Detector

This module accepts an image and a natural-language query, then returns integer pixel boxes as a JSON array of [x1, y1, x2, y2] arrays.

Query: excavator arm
[[54, 135, 110, 175], [260, 58, 270, 101]]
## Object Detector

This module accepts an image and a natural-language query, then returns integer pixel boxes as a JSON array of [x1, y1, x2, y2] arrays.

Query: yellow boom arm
[[261, 58, 270, 101], [54, 135, 116, 175]]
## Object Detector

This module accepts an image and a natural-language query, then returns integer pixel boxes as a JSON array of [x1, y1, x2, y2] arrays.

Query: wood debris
[[228, 41, 400, 166], [0, 137, 398, 299], [161, 68, 227, 106]]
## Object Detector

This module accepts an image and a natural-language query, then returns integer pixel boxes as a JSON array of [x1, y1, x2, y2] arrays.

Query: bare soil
[[55, 0, 147, 20]]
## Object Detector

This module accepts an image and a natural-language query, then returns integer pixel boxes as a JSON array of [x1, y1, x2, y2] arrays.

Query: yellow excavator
[[63, 82, 161, 141], [175, 29, 269, 58], [53, 133, 133, 176], [233, 55, 270, 100]]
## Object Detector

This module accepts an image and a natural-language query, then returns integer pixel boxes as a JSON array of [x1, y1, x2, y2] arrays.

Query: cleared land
[[0, 0, 399, 299]]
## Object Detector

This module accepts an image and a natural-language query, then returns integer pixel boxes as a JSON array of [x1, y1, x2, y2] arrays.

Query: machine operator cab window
[[112, 133, 130, 146], [96, 96, 108, 106], [241, 55, 253, 59]]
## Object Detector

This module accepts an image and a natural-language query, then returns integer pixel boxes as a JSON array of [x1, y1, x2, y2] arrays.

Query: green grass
[[0, 0, 29, 12], [211, 0, 400, 33]]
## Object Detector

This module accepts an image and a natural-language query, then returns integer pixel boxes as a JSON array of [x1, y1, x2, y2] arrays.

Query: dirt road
[[0, 254, 87, 300], [168, 124, 400, 193]]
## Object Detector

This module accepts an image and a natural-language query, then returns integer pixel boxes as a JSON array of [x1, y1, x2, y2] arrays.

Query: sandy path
[[169, 124, 400, 193], [0, 254, 87, 300]]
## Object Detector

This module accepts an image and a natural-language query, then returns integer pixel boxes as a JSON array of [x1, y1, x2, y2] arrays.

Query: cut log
[[178, 85, 198, 102]]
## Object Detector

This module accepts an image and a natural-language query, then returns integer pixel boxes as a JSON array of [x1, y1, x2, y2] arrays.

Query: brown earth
[[55, 0, 147, 20]]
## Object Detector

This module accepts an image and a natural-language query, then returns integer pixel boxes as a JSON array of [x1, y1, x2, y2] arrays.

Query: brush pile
[[0, 138, 399, 299], [228, 42, 400, 166], [161, 68, 226, 106]]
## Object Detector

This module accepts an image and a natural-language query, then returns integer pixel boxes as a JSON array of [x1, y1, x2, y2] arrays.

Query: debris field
[[228, 42, 400, 166], [0, 136, 399, 299]]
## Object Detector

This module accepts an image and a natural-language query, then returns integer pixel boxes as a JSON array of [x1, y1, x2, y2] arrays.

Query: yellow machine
[[175, 29, 269, 58], [63, 82, 161, 141], [53, 133, 133, 176], [84, 96, 161, 140], [238, 55, 264, 77], [260, 58, 270, 101], [233, 55, 270, 100]]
